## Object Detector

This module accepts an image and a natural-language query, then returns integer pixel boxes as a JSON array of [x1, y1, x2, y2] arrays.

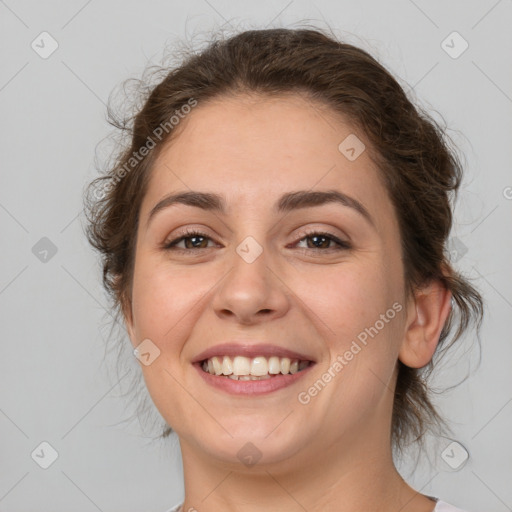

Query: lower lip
[[193, 362, 315, 395]]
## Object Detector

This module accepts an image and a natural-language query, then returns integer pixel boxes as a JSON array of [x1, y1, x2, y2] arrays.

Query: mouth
[[200, 355, 312, 379], [193, 354, 316, 395]]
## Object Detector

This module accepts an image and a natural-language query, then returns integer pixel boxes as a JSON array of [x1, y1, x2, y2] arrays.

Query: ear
[[118, 286, 136, 345], [398, 279, 452, 369]]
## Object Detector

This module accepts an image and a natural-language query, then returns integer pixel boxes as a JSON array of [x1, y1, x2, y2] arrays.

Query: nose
[[211, 244, 290, 325]]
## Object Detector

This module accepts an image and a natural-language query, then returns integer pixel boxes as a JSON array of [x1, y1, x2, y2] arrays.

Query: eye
[[162, 229, 351, 253], [162, 229, 216, 251], [292, 231, 351, 252]]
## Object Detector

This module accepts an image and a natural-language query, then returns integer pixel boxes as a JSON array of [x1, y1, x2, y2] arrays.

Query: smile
[[202, 355, 311, 379], [194, 355, 315, 395]]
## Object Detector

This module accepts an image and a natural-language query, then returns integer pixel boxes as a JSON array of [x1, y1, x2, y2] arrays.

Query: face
[[125, 93, 409, 469]]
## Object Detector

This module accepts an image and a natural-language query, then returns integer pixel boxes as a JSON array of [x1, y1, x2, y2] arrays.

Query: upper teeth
[[202, 355, 310, 377]]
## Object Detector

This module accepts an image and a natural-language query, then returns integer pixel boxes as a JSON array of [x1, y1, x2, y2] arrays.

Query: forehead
[[142, 93, 394, 228]]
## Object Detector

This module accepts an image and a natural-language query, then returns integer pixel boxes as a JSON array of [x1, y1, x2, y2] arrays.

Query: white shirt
[[164, 498, 469, 511], [434, 500, 469, 512]]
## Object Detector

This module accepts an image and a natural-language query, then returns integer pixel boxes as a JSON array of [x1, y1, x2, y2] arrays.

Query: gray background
[[1, 1, 511, 511]]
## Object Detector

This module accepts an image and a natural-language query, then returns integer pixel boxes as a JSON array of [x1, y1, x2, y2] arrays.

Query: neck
[[175, 364, 434, 512], [176, 419, 435, 512]]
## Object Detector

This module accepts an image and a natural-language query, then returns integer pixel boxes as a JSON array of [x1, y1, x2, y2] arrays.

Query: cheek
[[296, 261, 399, 342], [129, 257, 213, 428], [130, 256, 210, 341], [292, 261, 403, 405]]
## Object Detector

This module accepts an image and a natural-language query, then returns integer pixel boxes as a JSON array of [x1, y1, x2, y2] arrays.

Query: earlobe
[[398, 281, 452, 369], [120, 294, 136, 344], [125, 314, 135, 343]]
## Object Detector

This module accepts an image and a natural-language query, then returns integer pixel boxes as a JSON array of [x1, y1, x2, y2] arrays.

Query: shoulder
[[434, 500, 470, 512]]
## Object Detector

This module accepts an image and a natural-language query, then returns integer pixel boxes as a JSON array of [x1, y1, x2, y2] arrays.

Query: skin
[[123, 93, 452, 512]]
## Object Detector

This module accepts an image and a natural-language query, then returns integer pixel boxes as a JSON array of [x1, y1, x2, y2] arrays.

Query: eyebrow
[[146, 189, 375, 228]]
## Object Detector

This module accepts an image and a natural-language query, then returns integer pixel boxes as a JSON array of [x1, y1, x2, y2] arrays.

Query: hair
[[84, 26, 484, 454]]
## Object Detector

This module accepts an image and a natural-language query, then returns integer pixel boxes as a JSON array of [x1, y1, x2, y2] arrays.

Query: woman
[[85, 27, 483, 512]]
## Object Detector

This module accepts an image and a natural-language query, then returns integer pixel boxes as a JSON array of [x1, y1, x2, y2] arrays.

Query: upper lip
[[192, 343, 316, 363]]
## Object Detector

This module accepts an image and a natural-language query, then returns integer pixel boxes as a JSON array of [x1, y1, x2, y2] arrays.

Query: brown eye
[[294, 231, 351, 251], [306, 234, 331, 249], [181, 235, 209, 249], [162, 230, 351, 254], [163, 230, 215, 251]]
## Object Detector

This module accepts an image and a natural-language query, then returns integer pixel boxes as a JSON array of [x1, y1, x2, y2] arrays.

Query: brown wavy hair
[[84, 26, 484, 453]]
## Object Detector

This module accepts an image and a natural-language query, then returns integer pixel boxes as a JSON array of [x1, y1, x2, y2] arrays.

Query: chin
[[191, 423, 309, 469]]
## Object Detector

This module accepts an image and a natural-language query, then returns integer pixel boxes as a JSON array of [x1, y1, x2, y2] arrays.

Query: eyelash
[[162, 228, 351, 253]]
